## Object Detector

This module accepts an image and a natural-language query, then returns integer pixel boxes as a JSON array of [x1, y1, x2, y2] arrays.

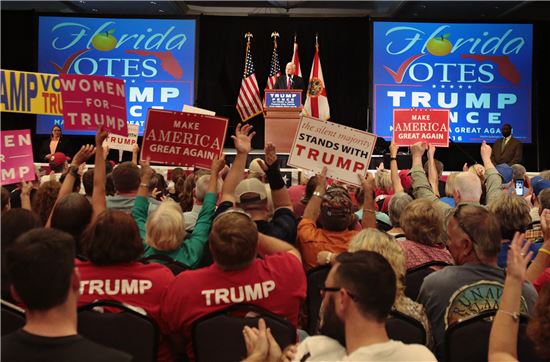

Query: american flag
[[236, 38, 263, 122], [266, 41, 281, 89]]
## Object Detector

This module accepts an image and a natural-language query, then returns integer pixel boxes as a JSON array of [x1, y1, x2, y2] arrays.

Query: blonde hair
[[400, 199, 445, 246], [146, 200, 186, 251], [375, 170, 392, 193], [488, 192, 531, 240], [349, 229, 406, 298]]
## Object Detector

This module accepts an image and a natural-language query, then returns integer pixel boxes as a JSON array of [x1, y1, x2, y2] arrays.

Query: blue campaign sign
[[265, 91, 302, 108], [372, 22, 533, 143], [36, 16, 196, 135]]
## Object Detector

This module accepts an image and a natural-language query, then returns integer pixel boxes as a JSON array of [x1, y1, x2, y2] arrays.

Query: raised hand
[[389, 141, 399, 158], [541, 208, 550, 242], [480, 140, 492, 160], [95, 126, 109, 147], [71, 145, 96, 167], [211, 155, 227, 175], [427, 144, 436, 159], [317, 166, 328, 191], [20, 180, 33, 196], [140, 159, 154, 180], [411, 141, 428, 157], [264, 143, 277, 167], [507, 232, 532, 281], [231, 123, 255, 154], [358, 172, 375, 191]]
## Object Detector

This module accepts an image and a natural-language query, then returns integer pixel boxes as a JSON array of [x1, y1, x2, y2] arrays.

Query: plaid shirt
[[526, 222, 543, 243]]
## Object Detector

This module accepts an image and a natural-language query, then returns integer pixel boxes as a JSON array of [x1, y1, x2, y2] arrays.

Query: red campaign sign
[[141, 109, 228, 169], [60, 74, 128, 136], [393, 108, 450, 147], [1, 129, 36, 186]]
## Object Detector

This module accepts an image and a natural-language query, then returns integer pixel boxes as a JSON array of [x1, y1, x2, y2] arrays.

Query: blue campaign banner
[[37, 16, 196, 135], [372, 22, 532, 143], [265, 91, 302, 108]]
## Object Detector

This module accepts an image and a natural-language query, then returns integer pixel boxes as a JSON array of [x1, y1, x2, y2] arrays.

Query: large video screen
[[372, 21, 533, 143], [37, 16, 196, 135]]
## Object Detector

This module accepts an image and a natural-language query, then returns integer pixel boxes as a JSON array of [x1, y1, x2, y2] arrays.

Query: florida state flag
[[303, 37, 330, 121]]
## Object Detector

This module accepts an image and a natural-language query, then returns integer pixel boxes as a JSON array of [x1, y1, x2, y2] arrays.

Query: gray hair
[[511, 164, 526, 181], [454, 171, 482, 202], [388, 192, 413, 227]]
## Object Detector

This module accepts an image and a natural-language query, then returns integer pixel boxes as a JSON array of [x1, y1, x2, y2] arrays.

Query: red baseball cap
[[49, 152, 71, 168]]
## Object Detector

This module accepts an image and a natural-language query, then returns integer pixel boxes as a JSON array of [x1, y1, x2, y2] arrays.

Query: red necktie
[[287, 77, 291, 89]]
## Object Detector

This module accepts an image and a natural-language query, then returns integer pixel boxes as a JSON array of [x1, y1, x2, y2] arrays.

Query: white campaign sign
[[288, 116, 377, 186], [103, 123, 139, 162]]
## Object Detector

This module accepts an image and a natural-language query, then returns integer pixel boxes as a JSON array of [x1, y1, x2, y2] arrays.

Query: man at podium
[[275, 62, 304, 90]]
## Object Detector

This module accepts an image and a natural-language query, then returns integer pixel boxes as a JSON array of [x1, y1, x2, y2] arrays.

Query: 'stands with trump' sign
[[60, 74, 128, 136], [288, 116, 377, 186], [393, 108, 450, 147], [1, 130, 35, 186], [141, 109, 228, 169]]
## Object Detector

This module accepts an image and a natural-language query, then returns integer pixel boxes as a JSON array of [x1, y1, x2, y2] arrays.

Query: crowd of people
[[1, 124, 550, 362]]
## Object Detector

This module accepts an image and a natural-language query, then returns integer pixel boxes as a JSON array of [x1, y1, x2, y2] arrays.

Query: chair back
[[192, 304, 296, 362], [405, 261, 451, 300], [141, 254, 189, 275], [386, 310, 426, 345], [445, 310, 544, 362], [305, 265, 331, 335], [1, 299, 25, 336], [78, 300, 159, 362]]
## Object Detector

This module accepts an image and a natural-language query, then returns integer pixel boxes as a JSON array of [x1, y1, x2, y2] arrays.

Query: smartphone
[[515, 179, 524, 196]]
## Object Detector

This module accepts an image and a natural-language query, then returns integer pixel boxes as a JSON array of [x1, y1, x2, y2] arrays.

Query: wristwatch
[[313, 191, 324, 198]]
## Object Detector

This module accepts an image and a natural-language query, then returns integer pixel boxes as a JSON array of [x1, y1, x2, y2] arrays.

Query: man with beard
[[491, 123, 523, 165], [244, 251, 436, 361]]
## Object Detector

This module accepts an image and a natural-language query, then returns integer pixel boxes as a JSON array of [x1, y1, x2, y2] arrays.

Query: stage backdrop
[[36, 15, 197, 135], [372, 21, 533, 143], [0, 11, 548, 170]]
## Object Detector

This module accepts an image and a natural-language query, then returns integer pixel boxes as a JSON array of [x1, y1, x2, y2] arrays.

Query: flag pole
[[271, 31, 279, 48], [243, 32, 253, 77]]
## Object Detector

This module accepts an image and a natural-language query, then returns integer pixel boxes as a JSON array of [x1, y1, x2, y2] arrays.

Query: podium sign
[[264, 89, 302, 109]]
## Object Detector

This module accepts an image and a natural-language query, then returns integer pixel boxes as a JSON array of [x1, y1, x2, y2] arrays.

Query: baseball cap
[[248, 158, 265, 177], [398, 169, 412, 192], [49, 152, 70, 168], [235, 178, 267, 204], [532, 176, 550, 197], [495, 163, 513, 184]]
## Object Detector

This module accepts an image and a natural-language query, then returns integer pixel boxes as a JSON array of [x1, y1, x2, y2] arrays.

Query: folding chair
[[445, 310, 544, 362], [192, 304, 296, 362], [141, 253, 190, 275], [305, 265, 331, 335], [405, 261, 451, 300], [386, 309, 426, 345], [78, 300, 159, 362], [1, 299, 25, 336]]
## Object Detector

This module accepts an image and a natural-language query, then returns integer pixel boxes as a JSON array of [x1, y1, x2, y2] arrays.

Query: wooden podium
[[264, 89, 302, 153]]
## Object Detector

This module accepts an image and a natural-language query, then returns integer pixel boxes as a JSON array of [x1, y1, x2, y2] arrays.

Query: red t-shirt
[[533, 267, 550, 292], [76, 260, 175, 362], [159, 252, 306, 359]]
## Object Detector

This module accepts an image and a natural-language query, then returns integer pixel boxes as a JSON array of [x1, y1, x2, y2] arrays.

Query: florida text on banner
[[393, 108, 450, 147], [37, 16, 196, 135], [372, 22, 533, 143], [1, 129, 36, 186], [140, 109, 228, 169], [60, 74, 128, 136], [287, 116, 377, 186], [0, 69, 63, 115]]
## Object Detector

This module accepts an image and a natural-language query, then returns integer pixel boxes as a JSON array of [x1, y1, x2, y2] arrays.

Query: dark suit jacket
[[491, 136, 523, 165], [274, 74, 305, 91], [38, 137, 73, 162]]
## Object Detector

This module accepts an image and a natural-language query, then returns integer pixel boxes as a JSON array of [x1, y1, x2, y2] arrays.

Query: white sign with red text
[[103, 124, 139, 162], [288, 116, 377, 186]]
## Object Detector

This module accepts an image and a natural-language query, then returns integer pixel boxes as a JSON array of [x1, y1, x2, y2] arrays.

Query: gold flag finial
[[315, 33, 319, 48], [271, 31, 279, 47], [245, 32, 253, 43]]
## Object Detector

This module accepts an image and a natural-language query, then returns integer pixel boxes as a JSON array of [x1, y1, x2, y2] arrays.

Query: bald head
[[454, 171, 482, 203]]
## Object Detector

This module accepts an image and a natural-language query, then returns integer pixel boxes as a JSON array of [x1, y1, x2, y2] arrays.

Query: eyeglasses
[[320, 286, 357, 300], [452, 204, 477, 244]]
